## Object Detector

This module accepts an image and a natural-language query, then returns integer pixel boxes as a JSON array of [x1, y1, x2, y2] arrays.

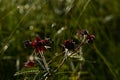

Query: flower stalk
[[39, 51, 49, 72]]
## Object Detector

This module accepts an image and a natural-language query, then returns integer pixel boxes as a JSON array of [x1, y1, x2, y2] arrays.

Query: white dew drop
[[16, 58, 20, 71], [3, 45, 9, 51], [103, 15, 113, 23], [24, 4, 30, 9], [51, 23, 56, 28], [57, 27, 66, 34], [45, 46, 51, 49], [29, 55, 34, 60], [17, 5, 24, 14], [29, 25, 34, 30]]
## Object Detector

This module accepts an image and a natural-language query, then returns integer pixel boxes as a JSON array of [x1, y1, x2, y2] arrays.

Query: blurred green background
[[0, 0, 120, 80]]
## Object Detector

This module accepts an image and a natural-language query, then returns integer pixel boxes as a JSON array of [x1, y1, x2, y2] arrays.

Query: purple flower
[[31, 37, 49, 53], [64, 39, 75, 50]]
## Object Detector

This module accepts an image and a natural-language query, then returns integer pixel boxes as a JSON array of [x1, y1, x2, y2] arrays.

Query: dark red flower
[[31, 37, 49, 53], [24, 60, 36, 68], [86, 34, 95, 43], [77, 29, 88, 36], [64, 39, 75, 50]]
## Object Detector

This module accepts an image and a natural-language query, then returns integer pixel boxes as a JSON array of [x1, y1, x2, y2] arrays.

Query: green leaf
[[33, 71, 47, 80], [14, 67, 39, 76], [70, 53, 85, 62]]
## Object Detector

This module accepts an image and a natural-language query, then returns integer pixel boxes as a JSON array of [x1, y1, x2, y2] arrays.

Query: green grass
[[0, 0, 120, 80]]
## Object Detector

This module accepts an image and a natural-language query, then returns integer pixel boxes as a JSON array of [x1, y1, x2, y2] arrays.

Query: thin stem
[[77, 62, 82, 80], [33, 71, 40, 80], [39, 51, 49, 72], [35, 56, 46, 70], [93, 44, 118, 80], [45, 76, 48, 80], [70, 60, 75, 71], [48, 53, 62, 65], [77, 47, 83, 80], [41, 53, 68, 80], [54, 55, 67, 73], [75, 0, 91, 27]]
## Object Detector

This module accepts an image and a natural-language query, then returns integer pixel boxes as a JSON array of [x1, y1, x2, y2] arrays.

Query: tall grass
[[0, 0, 120, 80]]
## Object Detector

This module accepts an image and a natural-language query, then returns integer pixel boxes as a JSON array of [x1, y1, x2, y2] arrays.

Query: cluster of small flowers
[[24, 37, 50, 53], [23, 37, 50, 68], [77, 29, 95, 44], [64, 29, 95, 51], [23, 29, 95, 68]]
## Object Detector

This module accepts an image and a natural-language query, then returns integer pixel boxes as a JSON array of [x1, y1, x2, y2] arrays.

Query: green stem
[[39, 51, 49, 72], [54, 56, 67, 73]]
